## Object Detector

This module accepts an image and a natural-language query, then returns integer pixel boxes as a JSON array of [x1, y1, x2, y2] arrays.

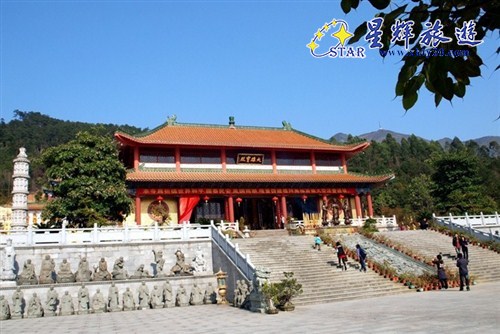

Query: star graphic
[[331, 23, 353, 46], [322, 23, 330, 32], [314, 30, 325, 40], [306, 40, 319, 51], [331, 20, 337, 26]]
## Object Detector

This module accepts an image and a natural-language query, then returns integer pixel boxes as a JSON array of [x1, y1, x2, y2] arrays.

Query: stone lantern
[[215, 268, 228, 305]]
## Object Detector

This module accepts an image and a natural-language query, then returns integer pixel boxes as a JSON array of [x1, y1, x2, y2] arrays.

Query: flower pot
[[279, 302, 295, 312]]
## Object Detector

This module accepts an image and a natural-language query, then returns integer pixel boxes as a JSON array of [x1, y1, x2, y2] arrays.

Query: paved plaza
[[1, 281, 499, 334]]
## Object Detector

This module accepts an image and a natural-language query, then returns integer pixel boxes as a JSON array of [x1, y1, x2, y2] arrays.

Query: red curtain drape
[[178, 196, 200, 223]]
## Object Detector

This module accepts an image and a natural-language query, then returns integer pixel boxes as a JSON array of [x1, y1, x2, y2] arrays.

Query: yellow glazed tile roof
[[115, 123, 369, 153], [126, 170, 393, 183]]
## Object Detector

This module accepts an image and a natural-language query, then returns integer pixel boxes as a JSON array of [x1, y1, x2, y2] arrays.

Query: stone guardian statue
[[45, 286, 59, 316], [59, 291, 75, 316], [1, 238, 16, 280], [0, 295, 11, 320]]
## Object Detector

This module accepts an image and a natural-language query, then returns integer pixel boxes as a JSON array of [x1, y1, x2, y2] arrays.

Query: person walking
[[336, 241, 347, 271], [452, 234, 461, 257], [460, 236, 469, 260], [456, 253, 470, 291], [356, 244, 367, 272], [432, 254, 448, 289]]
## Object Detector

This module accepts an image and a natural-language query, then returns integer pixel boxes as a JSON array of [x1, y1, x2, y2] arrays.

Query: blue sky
[[1, 1, 498, 141]]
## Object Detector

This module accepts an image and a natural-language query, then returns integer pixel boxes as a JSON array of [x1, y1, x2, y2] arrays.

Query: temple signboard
[[237, 153, 264, 164]]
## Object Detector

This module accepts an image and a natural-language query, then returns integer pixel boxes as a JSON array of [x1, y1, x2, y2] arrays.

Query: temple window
[[139, 149, 175, 163], [315, 153, 341, 167], [181, 149, 221, 164], [275, 152, 310, 166]]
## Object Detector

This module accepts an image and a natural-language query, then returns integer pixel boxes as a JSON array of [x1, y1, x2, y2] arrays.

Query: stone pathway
[[1, 281, 499, 333]]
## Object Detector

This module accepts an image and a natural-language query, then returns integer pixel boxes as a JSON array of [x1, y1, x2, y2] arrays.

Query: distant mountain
[[331, 129, 423, 143], [331, 129, 499, 147]]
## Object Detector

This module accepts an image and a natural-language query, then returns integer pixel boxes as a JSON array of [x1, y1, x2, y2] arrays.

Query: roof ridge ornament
[[167, 114, 177, 126], [229, 116, 236, 129], [282, 120, 292, 130]]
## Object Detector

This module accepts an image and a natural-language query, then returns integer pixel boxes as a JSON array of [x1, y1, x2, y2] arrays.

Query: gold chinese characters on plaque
[[237, 153, 264, 164]]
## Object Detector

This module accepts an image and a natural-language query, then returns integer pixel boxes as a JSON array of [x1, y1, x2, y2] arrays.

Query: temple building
[[115, 116, 393, 229]]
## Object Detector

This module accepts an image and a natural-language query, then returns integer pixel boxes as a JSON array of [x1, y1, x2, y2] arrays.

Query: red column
[[354, 194, 362, 218], [133, 146, 139, 171], [224, 197, 229, 221], [275, 200, 281, 229], [310, 151, 316, 174], [175, 147, 181, 172], [221, 148, 226, 173], [341, 154, 347, 173], [228, 196, 235, 223], [280, 196, 287, 220], [135, 196, 141, 225], [367, 193, 374, 217], [271, 150, 277, 174]]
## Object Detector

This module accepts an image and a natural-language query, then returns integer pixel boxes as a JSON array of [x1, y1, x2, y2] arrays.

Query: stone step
[[374, 230, 500, 284], [294, 289, 410, 305], [238, 234, 411, 305]]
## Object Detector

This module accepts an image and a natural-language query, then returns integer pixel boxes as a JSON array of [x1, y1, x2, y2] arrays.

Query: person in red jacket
[[336, 241, 347, 271]]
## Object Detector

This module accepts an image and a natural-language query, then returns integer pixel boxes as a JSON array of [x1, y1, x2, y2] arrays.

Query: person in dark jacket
[[432, 254, 448, 289], [336, 241, 347, 271], [460, 236, 469, 260], [456, 253, 470, 291], [356, 244, 367, 272]]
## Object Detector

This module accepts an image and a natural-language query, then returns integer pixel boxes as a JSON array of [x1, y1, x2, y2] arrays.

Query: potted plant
[[275, 272, 303, 311], [261, 282, 279, 314]]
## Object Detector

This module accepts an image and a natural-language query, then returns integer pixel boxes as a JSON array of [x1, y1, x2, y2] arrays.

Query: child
[[314, 234, 322, 251]]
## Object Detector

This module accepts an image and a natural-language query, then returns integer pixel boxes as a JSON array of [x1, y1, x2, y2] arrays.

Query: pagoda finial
[[282, 120, 292, 130], [167, 115, 177, 125]]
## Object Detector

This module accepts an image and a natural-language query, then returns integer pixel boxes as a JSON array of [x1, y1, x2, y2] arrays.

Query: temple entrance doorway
[[236, 198, 277, 230]]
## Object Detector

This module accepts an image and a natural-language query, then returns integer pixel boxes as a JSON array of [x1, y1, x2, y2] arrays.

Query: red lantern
[[301, 195, 308, 203], [272, 196, 279, 205], [235, 197, 243, 206], [156, 196, 164, 202], [203, 195, 210, 203], [339, 194, 344, 199]]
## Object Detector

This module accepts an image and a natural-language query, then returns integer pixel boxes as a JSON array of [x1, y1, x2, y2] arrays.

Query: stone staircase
[[376, 230, 500, 283], [235, 231, 408, 305]]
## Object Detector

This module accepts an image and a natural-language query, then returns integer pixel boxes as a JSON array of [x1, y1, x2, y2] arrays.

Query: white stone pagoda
[[11, 147, 30, 230]]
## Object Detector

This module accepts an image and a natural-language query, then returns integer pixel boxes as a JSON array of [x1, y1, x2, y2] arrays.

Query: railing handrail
[[0, 222, 212, 246], [432, 213, 500, 243], [433, 212, 500, 227], [210, 222, 254, 281]]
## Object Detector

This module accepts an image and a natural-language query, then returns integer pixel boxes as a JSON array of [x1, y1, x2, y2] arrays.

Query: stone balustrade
[[433, 212, 500, 242], [0, 222, 211, 246]]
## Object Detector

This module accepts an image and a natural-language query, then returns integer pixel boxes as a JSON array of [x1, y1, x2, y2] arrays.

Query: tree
[[341, 0, 499, 110], [0, 111, 144, 204], [431, 151, 496, 214], [403, 174, 435, 220], [39, 131, 131, 227]]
